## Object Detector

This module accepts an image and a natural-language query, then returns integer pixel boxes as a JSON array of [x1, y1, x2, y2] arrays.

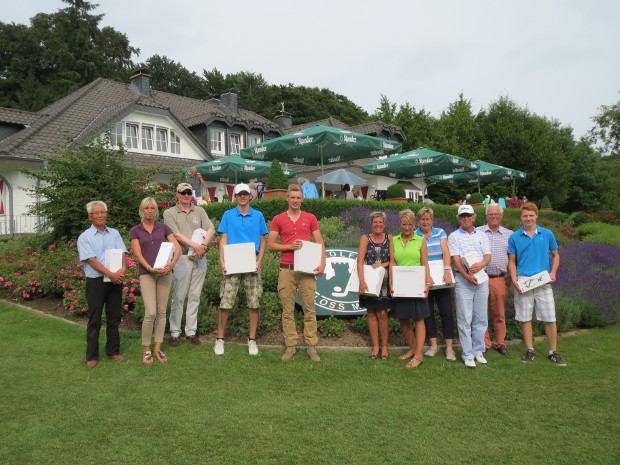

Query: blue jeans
[[454, 273, 489, 361]]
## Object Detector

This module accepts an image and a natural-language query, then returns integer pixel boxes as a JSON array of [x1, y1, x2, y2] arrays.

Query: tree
[[23, 135, 160, 241], [144, 55, 207, 99], [436, 93, 484, 160], [590, 96, 620, 156], [0, 0, 138, 111]]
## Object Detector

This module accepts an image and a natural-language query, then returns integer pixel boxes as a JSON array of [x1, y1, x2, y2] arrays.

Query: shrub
[[469, 192, 484, 204], [386, 183, 406, 199], [317, 315, 345, 337], [576, 222, 620, 247], [266, 159, 289, 189], [541, 195, 552, 209]]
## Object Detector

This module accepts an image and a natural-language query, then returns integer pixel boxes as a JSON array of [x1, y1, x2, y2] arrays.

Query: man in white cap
[[163, 182, 215, 347], [214, 183, 268, 356], [448, 204, 491, 368]]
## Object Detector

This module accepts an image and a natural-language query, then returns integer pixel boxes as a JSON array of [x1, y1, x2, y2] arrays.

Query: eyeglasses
[[90, 211, 107, 216], [178, 190, 193, 196], [236, 192, 250, 196], [459, 214, 474, 218]]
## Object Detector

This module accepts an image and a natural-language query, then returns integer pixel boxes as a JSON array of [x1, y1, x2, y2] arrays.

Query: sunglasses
[[459, 213, 474, 218], [178, 190, 193, 196]]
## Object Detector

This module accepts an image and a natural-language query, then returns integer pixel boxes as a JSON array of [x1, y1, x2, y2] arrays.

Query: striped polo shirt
[[415, 227, 446, 262]]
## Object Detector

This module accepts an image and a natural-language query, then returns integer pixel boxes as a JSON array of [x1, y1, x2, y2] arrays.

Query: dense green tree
[[144, 55, 207, 99], [436, 94, 484, 160], [590, 96, 620, 156], [0, 0, 138, 111]]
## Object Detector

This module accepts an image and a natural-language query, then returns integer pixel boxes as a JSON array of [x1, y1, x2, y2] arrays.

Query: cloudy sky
[[4, 0, 619, 138]]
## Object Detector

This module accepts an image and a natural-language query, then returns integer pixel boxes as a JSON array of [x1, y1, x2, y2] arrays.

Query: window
[[126, 124, 138, 149], [248, 134, 262, 147], [230, 133, 242, 154], [156, 128, 168, 152], [171, 131, 181, 154], [210, 129, 225, 154], [141, 126, 153, 150], [111, 122, 123, 147]]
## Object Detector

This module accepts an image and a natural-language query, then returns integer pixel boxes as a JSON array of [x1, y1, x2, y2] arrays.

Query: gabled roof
[[284, 117, 350, 133], [0, 107, 42, 126]]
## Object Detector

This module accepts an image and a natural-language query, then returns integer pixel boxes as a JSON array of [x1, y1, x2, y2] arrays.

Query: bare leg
[[367, 309, 380, 356], [521, 321, 533, 349], [399, 319, 415, 355], [545, 321, 558, 352], [217, 308, 229, 339], [377, 309, 389, 357], [249, 308, 260, 340]]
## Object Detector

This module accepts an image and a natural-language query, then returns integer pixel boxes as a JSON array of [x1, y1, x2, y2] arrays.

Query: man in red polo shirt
[[268, 184, 325, 362]]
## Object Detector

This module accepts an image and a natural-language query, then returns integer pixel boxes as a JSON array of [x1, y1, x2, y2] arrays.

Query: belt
[[280, 264, 294, 270], [488, 273, 506, 278]]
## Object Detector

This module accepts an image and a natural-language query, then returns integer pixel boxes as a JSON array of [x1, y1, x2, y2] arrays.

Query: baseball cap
[[176, 183, 193, 192], [457, 204, 475, 217], [233, 183, 251, 195]]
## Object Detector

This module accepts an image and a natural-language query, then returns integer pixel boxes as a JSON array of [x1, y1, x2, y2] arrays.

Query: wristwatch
[[444, 266, 451, 270]]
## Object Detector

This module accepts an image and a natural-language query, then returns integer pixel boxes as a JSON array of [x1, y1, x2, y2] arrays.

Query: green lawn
[[1, 301, 619, 465]]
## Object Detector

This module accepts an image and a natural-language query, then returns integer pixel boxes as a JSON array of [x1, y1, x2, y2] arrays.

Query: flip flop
[[405, 356, 424, 369], [156, 351, 168, 363], [143, 350, 153, 365], [399, 351, 414, 360]]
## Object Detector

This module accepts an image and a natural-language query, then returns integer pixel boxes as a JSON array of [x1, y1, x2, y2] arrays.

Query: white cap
[[457, 204, 475, 217], [233, 183, 251, 195]]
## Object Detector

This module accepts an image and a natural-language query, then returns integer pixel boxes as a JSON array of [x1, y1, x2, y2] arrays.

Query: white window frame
[[248, 134, 262, 147], [210, 129, 225, 155], [229, 133, 243, 155], [141, 125, 154, 151], [111, 122, 123, 147], [156, 127, 168, 152], [126, 123, 139, 149], [170, 130, 181, 154]]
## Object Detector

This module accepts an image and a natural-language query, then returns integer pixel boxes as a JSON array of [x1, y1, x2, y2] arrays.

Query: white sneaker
[[214, 339, 224, 355], [248, 339, 259, 356], [475, 354, 488, 365], [464, 358, 476, 368]]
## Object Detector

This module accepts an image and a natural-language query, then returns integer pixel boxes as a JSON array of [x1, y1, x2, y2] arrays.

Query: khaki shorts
[[219, 273, 263, 309]]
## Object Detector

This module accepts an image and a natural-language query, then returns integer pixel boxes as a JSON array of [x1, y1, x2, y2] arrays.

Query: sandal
[[405, 356, 424, 369], [370, 348, 380, 360], [156, 351, 168, 363], [381, 352, 389, 360], [424, 346, 439, 358], [143, 350, 153, 365], [399, 351, 414, 360], [445, 349, 457, 362]]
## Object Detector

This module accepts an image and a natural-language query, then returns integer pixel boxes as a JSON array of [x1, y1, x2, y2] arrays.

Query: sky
[[3, 0, 619, 139]]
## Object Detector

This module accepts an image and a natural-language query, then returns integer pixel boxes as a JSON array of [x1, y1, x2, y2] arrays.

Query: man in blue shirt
[[508, 202, 566, 366], [215, 183, 268, 356], [77, 201, 127, 368]]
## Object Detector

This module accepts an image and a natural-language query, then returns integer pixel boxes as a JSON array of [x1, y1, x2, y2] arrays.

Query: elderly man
[[479, 203, 513, 355], [188, 167, 206, 203], [215, 183, 268, 356], [448, 204, 492, 368], [77, 201, 127, 368], [268, 184, 326, 362], [163, 182, 215, 347]]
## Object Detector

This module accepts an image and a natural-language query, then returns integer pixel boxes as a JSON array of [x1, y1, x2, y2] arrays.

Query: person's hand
[[444, 269, 453, 285], [467, 274, 479, 286], [290, 240, 303, 250], [220, 263, 228, 275], [359, 281, 368, 294], [313, 262, 325, 277], [371, 263, 382, 269], [469, 262, 484, 274], [254, 258, 262, 274], [549, 271, 557, 283], [108, 270, 125, 285]]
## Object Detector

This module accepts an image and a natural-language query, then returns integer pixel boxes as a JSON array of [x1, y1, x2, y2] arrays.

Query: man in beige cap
[[163, 183, 215, 347]]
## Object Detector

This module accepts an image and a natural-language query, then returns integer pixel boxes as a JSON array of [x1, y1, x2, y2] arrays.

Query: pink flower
[[69, 243, 75, 248], [23, 292, 30, 298], [25, 247, 31, 251], [131, 278, 139, 284], [61, 282, 69, 289], [0, 277, 3, 282], [69, 305, 75, 310], [66, 293, 72, 298], [81, 308, 87, 313], [130, 287, 136, 292], [30, 257, 36, 261], [4, 282, 12, 287], [48, 244, 56, 250], [123, 287, 129, 293]]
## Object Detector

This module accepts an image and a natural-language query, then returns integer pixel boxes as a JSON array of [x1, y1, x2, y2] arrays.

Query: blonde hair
[[138, 197, 158, 220], [287, 184, 301, 194], [416, 206, 434, 220], [399, 209, 416, 226]]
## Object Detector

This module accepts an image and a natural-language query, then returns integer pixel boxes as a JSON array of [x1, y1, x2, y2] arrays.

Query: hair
[[486, 203, 504, 215], [287, 183, 302, 194], [399, 208, 416, 226], [343, 184, 351, 191], [86, 200, 107, 214], [297, 177, 309, 184], [248, 181, 256, 189], [416, 206, 434, 220], [369, 211, 386, 223], [520, 202, 539, 214], [138, 197, 158, 220]]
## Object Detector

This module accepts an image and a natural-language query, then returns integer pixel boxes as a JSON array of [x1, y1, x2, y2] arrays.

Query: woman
[[248, 181, 258, 200], [415, 207, 457, 362], [357, 212, 391, 360], [389, 209, 431, 368], [343, 184, 354, 200], [130, 197, 181, 364]]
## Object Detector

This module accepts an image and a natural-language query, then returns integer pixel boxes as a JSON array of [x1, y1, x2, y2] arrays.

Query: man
[[188, 167, 206, 203], [215, 183, 268, 356], [77, 201, 127, 368], [268, 184, 326, 362], [163, 182, 215, 347], [422, 194, 434, 204], [508, 202, 567, 366], [351, 187, 363, 200], [479, 203, 513, 355], [448, 204, 492, 368]]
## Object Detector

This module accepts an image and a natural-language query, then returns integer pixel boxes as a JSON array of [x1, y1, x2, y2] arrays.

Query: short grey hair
[[486, 203, 504, 215], [86, 200, 107, 214], [369, 211, 386, 223]]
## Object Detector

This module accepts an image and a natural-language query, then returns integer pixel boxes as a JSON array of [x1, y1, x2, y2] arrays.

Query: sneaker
[[495, 345, 509, 356], [445, 349, 457, 362], [522, 349, 535, 363], [307, 346, 321, 362], [424, 346, 439, 358], [281, 346, 296, 361], [464, 358, 476, 368], [186, 335, 202, 346], [475, 354, 488, 365], [214, 338, 224, 355], [248, 339, 259, 356], [548, 351, 567, 366], [169, 337, 180, 347]]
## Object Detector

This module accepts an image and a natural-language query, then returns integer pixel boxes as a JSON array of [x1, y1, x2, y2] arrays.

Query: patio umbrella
[[361, 148, 478, 180], [315, 168, 367, 186], [193, 155, 297, 184], [240, 125, 401, 197], [427, 160, 527, 196]]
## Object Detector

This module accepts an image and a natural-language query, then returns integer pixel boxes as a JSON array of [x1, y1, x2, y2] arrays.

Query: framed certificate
[[153, 242, 175, 269], [223, 242, 257, 275], [429, 261, 454, 289], [103, 248, 123, 282], [293, 240, 323, 274], [392, 266, 426, 298], [347, 265, 386, 296], [517, 270, 551, 293]]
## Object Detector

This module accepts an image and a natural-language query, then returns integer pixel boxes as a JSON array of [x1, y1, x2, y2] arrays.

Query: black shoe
[[522, 349, 535, 363], [170, 337, 180, 347], [548, 351, 567, 366], [496, 345, 509, 356], [186, 335, 202, 346]]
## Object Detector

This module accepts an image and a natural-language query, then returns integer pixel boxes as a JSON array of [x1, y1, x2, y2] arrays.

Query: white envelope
[[293, 240, 323, 274], [187, 228, 206, 256], [517, 270, 552, 293], [103, 248, 123, 282], [461, 254, 489, 284], [347, 265, 386, 296], [429, 260, 455, 289], [392, 266, 426, 298], [153, 242, 175, 269], [224, 242, 257, 275]]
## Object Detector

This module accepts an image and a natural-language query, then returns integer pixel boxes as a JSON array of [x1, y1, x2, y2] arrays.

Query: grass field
[[1, 301, 618, 465]]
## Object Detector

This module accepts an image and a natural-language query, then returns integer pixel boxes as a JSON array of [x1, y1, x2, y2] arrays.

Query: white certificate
[[153, 242, 175, 269], [429, 260, 455, 289], [293, 240, 323, 274], [187, 228, 206, 256], [224, 242, 257, 275], [347, 265, 386, 296], [103, 248, 123, 282], [517, 270, 552, 293], [392, 266, 426, 298], [461, 254, 489, 284]]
